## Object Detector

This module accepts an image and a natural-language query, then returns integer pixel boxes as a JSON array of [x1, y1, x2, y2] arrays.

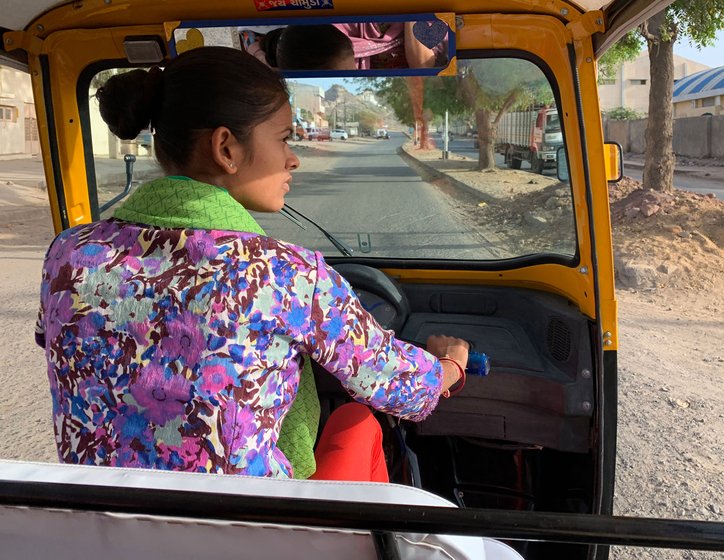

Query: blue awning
[[673, 66, 724, 102]]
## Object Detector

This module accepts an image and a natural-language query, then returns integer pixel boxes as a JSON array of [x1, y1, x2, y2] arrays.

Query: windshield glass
[[88, 57, 575, 261], [546, 112, 561, 130]]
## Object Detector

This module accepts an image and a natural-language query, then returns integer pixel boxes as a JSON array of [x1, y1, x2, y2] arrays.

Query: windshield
[[546, 112, 561, 130], [89, 57, 575, 261]]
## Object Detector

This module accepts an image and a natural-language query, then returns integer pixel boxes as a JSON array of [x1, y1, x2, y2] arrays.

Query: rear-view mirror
[[603, 141, 623, 183], [170, 13, 456, 76], [557, 144, 623, 184], [556, 146, 569, 183]]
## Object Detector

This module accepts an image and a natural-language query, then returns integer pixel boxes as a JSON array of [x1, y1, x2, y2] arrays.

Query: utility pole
[[290, 81, 297, 124]]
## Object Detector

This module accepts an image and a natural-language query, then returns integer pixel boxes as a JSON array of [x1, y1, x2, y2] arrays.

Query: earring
[[228, 162, 235, 168]]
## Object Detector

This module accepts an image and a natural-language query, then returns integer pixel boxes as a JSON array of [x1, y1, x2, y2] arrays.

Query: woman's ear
[[209, 126, 244, 174]]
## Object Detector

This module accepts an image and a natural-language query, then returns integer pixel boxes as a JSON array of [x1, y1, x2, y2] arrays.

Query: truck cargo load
[[496, 106, 562, 174]]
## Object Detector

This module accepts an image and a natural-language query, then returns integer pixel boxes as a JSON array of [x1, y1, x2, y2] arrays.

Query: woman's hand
[[426, 335, 469, 394], [403, 22, 437, 68]]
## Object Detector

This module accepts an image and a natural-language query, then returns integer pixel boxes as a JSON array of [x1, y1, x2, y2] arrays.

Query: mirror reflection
[[174, 17, 453, 71]]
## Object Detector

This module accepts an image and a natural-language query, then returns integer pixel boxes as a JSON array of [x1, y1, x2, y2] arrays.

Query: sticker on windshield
[[253, 0, 333, 11]]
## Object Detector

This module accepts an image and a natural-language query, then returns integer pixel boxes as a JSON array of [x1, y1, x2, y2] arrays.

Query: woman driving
[[35, 46, 468, 482]]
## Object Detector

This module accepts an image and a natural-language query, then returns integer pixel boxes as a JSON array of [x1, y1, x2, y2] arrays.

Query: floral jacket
[[36, 219, 443, 478]]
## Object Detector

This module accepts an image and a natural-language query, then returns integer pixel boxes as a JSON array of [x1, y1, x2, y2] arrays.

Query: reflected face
[[228, 103, 299, 213]]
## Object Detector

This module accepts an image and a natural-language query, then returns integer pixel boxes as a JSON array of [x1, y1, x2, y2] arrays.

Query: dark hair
[[264, 25, 353, 70], [96, 46, 289, 169]]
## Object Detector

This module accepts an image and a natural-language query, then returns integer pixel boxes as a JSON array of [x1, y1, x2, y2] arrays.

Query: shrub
[[604, 107, 644, 120]]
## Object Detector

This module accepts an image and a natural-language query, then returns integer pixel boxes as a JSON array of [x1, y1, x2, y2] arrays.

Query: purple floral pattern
[[36, 219, 443, 477]]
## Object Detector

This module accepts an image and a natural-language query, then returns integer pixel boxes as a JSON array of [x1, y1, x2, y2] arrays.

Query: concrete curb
[[623, 159, 723, 180], [0, 154, 42, 161], [396, 146, 500, 204], [623, 161, 643, 170]]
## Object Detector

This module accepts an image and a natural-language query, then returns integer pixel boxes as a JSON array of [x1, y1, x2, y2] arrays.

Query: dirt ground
[[1, 143, 722, 559], [603, 179, 723, 560], [409, 145, 724, 559]]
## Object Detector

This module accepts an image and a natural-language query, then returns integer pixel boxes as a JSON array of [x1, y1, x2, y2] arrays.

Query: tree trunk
[[419, 118, 431, 149], [406, 77, 432, 149], [476, 109, 496, 170], [643, 10, 675, 193]]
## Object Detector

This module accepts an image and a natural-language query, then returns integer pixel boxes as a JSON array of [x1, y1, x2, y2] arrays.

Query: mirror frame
[[167, 13, 457, 77], [603, 141, 623, 183], [556, 146, 569, 183]]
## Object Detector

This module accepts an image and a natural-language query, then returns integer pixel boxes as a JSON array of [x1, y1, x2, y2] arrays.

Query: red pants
[[310, 402, 389, 483]]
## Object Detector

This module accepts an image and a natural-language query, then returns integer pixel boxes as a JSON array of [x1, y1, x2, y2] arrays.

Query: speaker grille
[[547, 318, 572, 362]]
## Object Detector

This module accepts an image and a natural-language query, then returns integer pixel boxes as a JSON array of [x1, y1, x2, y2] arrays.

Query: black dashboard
[[330, 263, 596, 453]]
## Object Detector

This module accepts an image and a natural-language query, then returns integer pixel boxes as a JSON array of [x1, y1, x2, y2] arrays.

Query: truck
[[496, 106, 563, 174]]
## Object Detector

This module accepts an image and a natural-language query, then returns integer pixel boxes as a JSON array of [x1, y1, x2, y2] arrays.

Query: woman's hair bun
[[96, 68, 161, 139], [261, 28, 284, 67]]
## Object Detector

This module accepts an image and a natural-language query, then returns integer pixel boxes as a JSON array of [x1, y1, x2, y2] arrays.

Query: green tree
[[600, 1, 724, 193], [373, 76, 435, 147], [604, 107, 645, 120], [455, 59, 553, 169], [357, 109, 380, 136], [372, 60, 552, 165], [598, 32, 642, 81], [373, 77, 414, 125]]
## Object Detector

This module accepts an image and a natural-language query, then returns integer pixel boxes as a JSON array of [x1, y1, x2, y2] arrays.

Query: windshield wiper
[[280, 204, 354, 256]]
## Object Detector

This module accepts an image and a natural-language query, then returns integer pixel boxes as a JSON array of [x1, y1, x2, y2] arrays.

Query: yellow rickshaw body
[[3, 0, 646, 347], [1, 1, 686, 556]]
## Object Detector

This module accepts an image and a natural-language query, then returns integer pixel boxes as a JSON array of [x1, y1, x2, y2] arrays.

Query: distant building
[[672, 65, 724, 118], [288, 81, 327, 127], [0, 64, 39, 156], [359, 88, 380, 106], [598, 52, 710, 115]]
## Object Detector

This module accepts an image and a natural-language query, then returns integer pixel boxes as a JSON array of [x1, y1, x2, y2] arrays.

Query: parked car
[[306, 127, 331, 141], [330, 129, 348, 140]]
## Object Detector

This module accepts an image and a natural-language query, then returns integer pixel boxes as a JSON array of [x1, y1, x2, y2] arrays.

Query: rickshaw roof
[[1, 0, 673, 58]]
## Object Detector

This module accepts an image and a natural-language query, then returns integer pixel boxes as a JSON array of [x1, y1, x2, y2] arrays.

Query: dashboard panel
[[332, 263, 595, 453]]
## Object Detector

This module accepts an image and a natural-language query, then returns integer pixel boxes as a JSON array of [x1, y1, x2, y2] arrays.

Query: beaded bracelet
[[439, 355, 466, 398]]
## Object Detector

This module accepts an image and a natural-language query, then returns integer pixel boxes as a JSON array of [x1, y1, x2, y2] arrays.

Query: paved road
[[443, 135, 723, 197], [622, 166, 723, 199], [254, 133, 500, 259]]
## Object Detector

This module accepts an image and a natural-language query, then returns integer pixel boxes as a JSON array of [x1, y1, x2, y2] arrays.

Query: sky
[[673, 28, 724, 68]]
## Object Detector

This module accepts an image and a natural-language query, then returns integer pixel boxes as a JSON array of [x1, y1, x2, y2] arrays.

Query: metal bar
[[279, 207, 307, 229], [1, 481, 723, 551], [99, 154, 135, 213]]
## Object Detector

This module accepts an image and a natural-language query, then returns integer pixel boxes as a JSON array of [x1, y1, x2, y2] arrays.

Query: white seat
[[0, 459, 524, 559]]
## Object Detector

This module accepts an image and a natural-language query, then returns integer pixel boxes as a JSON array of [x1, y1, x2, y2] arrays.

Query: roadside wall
[[0, 65, 37, 156], [603, 114, 724, 159], [713, 117, 724, 159]]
